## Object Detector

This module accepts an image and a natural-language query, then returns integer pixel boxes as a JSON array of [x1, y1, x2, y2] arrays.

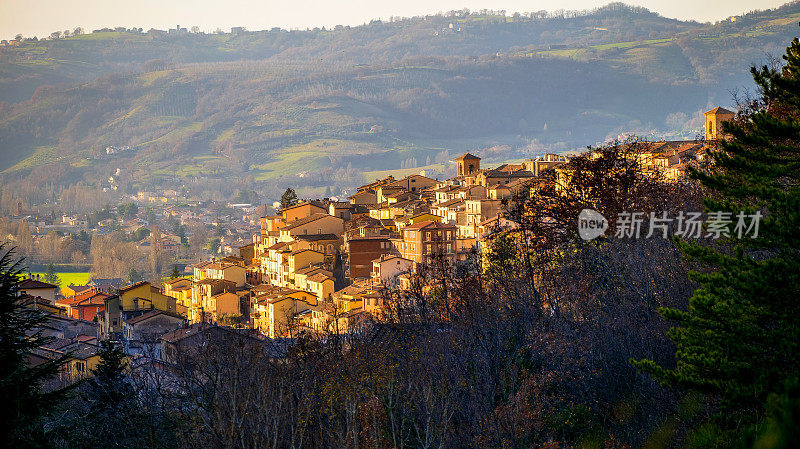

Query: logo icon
[[578, 209, 608, 241]]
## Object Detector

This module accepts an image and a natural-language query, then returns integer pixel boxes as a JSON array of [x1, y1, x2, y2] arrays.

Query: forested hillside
[[1, 2, 799, 203]]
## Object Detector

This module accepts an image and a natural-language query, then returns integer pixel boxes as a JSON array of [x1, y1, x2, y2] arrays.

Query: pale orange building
[[396, 220, 457, 264]]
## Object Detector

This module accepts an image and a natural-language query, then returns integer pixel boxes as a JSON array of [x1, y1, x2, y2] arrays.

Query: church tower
[[704, 107, 735, 140], [456, 153, 481, 177]]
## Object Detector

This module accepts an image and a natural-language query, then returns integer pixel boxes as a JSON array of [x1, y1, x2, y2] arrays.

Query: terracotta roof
[[66, 284, 93, 294], [373, 254, 410, 263], [307, 272, 334, 282], [125, 309, 184, 325], [282, 200, 327, 212], [295, 266, 332, 277], [289, 248, 323, 256], [18, 278, 58, 289], [267, 241, 290, 251], [436, 198, 464, 208], [73, 292, 111, 307], [456, 153, 480, 160], [196, 278, 235, 286], [282, 213, 340, 231], [165, 277, 191, 285], [404, 220, 457, 231], [192, 261, 215, 269], [293, 233, 339, 242], [705, 107, 735, 115], [480, 169, 535, 179], [118, 281, 150, 293]]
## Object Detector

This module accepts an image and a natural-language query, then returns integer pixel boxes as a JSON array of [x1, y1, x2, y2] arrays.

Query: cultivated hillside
[[1, 2, 799, 202]]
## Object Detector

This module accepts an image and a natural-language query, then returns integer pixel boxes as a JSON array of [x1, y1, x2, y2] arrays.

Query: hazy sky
[[0, 0, 789, 41]]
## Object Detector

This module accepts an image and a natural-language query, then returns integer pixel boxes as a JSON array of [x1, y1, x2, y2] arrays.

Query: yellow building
[[190, 279, 236, 323], [704, 107, 735, 141], [99, 281, 179, 339], [31, 340, 103, 382], [251, 288, 318, 338], [119, 281, 178, 314], [204, 291, 241, 322], [287, 249, 325, 279], [456, 153, 481, 178], [164, 278, 193, 316]]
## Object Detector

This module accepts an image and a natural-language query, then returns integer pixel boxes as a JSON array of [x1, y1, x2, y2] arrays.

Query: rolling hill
[[1, 2, 799, 204]]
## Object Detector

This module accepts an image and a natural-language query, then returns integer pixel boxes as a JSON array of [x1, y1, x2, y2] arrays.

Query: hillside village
[[11, 107, 732, 382]]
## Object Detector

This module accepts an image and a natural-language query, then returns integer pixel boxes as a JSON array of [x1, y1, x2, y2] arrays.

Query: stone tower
[[704, 107, 735, 141], [456, 153, 481, 177]]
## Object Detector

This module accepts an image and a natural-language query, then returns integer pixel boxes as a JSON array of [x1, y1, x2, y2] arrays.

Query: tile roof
[[705, 107, 735, 115], [456, 153, 480, 160], [18, 278, 58, 289], [404, 220, 457, 231], [125, 309, 185, 325], [307, 272, 334, 282], [118, 281, 150, 294], [282, 213, 339, 231], [66, 284, 93, 294], [289, 248, 323, 256], [293, 233, 339, 242]]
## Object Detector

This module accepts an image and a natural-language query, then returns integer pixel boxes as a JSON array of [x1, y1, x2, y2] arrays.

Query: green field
[[30, 272, 92, 287]]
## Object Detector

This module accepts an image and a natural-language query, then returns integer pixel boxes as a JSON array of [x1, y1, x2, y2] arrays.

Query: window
[[76, 361, 85, 372]]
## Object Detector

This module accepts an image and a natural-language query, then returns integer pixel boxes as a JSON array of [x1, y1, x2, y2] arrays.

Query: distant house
[[122, 310, 187, 359], [87, 277, 124, 292], [372, 254, 413, 287], [31, 338, 101, 382], [56, 290, 111, 321], [62, 284, 93, 297], [17, 278, 59, 302], [396, 221, 458, 264], [160, 323, 263, 365], [278, 214, 344, 243], [98, 281, 179, 340], [281, 200, 328, 222]]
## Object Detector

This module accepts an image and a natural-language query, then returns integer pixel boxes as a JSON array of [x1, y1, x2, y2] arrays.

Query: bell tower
[[456, 153, 481, 177], [704, 107, 735, 140]]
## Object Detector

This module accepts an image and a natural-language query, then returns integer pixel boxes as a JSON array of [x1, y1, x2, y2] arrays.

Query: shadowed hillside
[[1, 2, 799, 201]]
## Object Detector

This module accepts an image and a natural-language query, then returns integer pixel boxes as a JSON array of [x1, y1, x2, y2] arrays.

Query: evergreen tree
[[169, 264, 180, 279], [633, 30, 800, 439], [43, 263, 61, 286], [280, 187, 298, 210], [0, 243, 69, 446], [127, 268, 142, 284], [87, 341, 131, 411]]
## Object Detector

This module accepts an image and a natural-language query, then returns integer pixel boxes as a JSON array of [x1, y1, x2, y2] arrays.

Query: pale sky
[[0, 0, 789, 41]]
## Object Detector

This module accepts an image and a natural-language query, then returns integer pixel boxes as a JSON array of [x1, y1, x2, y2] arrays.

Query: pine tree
[[0, 243, 69, 446], [280, 187, 298, 210], [127, 268, 142, 284], [633, 30, 800, 434], [44, 263, 61, 286], [169, 264, 180, 279], [88, 341, 131, 410]]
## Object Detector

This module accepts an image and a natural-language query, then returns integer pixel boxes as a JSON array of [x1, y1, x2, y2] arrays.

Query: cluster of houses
[[15, 108, 731, 381]]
